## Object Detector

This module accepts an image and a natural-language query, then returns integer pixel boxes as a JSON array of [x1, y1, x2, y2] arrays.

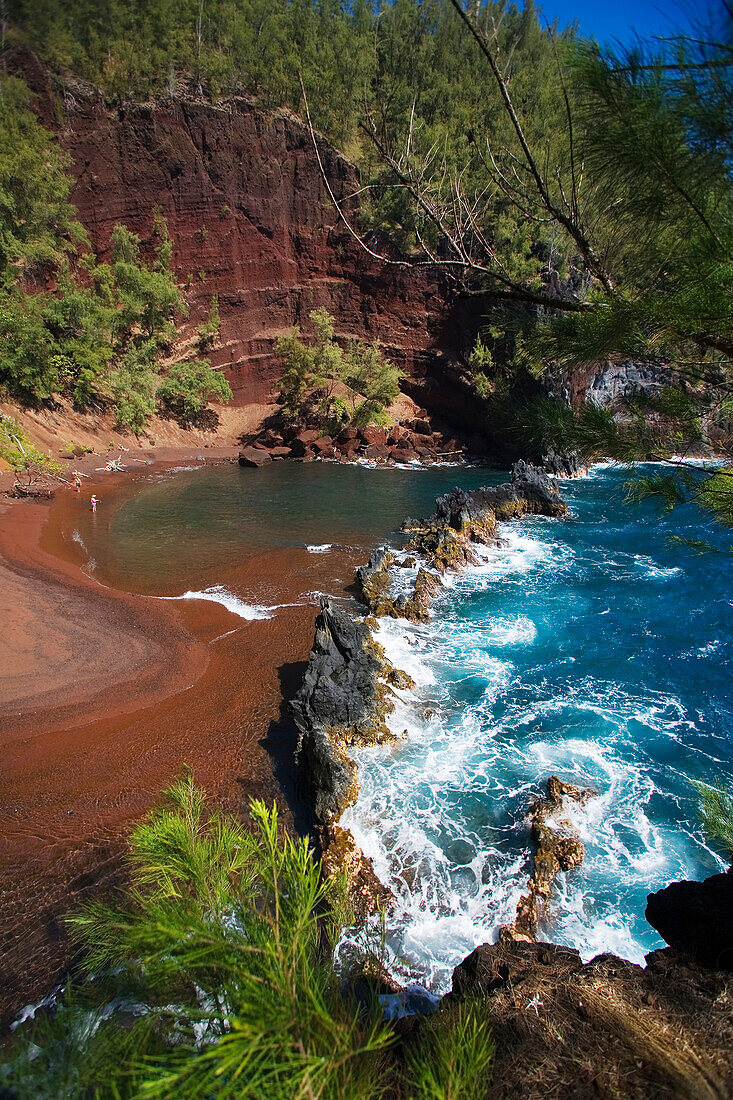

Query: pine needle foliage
[[63, 772, 392, 1099], [2, 774, 497, 1098], [401, 1000, 494, 1100], [697, 468, 733, 526], [694, 781, 733, 860], [623, 474, 690, 513], [668, 536, 727, 555]]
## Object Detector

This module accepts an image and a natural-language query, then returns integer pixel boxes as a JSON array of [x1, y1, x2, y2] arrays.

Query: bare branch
[[448, 0, 616, 293]]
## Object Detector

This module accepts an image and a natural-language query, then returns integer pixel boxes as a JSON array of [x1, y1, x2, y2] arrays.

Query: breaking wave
[[161, 585, 275, 620], [338, 468, 733, 992]]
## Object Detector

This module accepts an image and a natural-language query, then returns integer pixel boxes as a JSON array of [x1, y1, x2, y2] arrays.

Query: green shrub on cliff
[[276, 309, 401, 433], [158, 358, 233, 420], [2, 774, 494, 1099], [0, 79, 231, 431], [198, 294, 221, 353], [403, 1001, 495, 1100]]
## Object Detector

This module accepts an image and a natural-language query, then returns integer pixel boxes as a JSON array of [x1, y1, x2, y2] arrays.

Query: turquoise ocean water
[[75, 460, 733, 991]]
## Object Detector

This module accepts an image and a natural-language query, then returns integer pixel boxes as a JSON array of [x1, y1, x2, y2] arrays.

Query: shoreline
[[291, 467, 572, 956], [1, 439, 497, 1024], [0, 445, 327, 1025]]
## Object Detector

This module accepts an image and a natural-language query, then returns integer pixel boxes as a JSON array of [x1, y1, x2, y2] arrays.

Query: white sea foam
[[72, 528, 88, 554], [634, 554, 682, 580], [162, 585, 274, 619], [306, 543, 332, 553], [486, 616, 537, 646], [375, 618, 437, 691]]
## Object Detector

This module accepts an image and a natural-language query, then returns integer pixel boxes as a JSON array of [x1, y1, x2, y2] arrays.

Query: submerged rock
[[646, 867, 733, 970]]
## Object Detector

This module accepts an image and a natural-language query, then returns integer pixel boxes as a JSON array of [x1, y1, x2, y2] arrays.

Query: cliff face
[[15, 48, 461, 410]]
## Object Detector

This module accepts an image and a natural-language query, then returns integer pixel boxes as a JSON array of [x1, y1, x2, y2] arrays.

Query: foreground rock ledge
[[448, 940, 733, 1100], [646, 867, 733, 971]]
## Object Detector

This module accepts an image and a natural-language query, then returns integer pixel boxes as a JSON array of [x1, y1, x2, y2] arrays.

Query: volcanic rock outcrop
[[646, 867, 733, 970], [290, 598, 396, 913], [355, 463, 567, 621], [404, 461, 567, 573], [501, 775, 596, 943], [292, 599, 392, 822], [356, 549, 443, 622]]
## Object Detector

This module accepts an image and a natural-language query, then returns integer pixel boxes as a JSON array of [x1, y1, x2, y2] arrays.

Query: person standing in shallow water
[[90, 495, 98, 512]]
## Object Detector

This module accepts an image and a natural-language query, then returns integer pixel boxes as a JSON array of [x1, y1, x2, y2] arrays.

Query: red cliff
[[15, 48, 460, 410]]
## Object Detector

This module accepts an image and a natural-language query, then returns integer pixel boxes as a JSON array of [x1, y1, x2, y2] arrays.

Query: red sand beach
[[0, 451, 355, 1023]]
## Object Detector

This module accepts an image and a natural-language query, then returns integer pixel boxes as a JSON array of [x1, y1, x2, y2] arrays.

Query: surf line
[[289, 463, 592, 960], [154, 586, 320, 621]]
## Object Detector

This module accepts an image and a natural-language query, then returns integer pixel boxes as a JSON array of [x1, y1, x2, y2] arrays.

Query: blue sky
[[530, 0, 698, 46]]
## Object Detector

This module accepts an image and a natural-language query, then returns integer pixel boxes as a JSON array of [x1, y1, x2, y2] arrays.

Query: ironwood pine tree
[[361, 1, 733, 523]]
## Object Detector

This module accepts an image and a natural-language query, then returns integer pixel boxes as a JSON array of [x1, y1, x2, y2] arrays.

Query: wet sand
[[0, 451, 358, 1024]]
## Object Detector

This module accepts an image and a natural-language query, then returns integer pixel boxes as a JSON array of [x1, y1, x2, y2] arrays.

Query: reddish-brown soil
[[0, 453, 362, 1026]]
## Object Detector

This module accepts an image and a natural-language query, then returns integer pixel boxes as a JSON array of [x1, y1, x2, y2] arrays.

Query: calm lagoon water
[[74, 460, 733, 990], [74, 460, 500, 596]]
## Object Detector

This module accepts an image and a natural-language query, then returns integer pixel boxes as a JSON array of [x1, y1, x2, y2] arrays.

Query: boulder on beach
[[238, 446, 272, 467]]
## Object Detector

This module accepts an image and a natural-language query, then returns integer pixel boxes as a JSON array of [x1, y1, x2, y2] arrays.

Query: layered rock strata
[[13, 46, 457, 412]]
